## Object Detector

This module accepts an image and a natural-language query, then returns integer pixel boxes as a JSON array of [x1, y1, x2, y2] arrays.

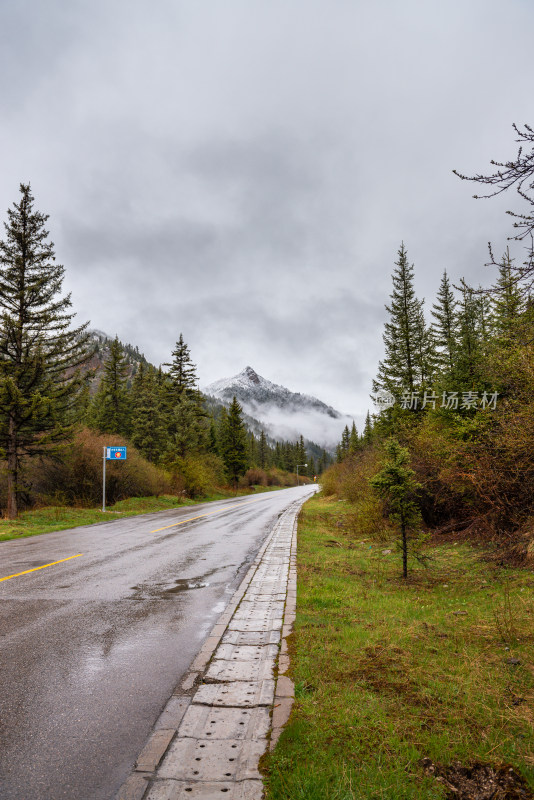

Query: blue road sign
[[106, 446, 127, 460]]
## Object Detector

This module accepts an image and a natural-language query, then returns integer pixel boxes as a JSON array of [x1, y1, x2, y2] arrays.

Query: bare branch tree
[[454, 123, 534, 289]]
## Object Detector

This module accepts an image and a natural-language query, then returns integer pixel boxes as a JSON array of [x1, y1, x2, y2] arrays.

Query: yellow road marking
[[150, 497, 265, 534], [0, 497, 268, 582], [0, 554, 83, 583]]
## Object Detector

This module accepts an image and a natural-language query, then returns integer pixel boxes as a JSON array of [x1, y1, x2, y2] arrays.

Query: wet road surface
[[0, 486, 314, 799]]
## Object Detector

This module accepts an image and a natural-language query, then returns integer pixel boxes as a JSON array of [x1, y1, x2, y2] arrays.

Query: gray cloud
[[1, 0, 533, 444]]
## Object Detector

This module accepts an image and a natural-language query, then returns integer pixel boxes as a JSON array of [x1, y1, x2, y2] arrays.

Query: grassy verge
[[0, 485, 282, 542], [263, 495, 534, 799]]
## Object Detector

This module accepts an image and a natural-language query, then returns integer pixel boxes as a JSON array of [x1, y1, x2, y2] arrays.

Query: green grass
[[0, 485, 282, 542], [263, 495, 534, 799]]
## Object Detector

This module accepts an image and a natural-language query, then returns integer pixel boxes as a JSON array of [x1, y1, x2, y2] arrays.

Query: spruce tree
[[130, 364, 166, 461], [247, 431, 257, 467], [90, 337, 131, 436], [476, 285, 494, 364], [340, 425, 350, 460], [373, 243, 428, 397], [414, 304, 436, 390], [165, 333, 198, 395], [362, 411, 373, 446], [431, 270, 458, 374], [207, 418, 219, 454], [165, 334, 206, 456], [493, 249, 524, 341], [296, 435, 307, 472], [370, 437, 422, 579], [258, 430, 268, 469], [0, 184, 92, 518], [454, 279, 483, 385], [220, 396, 248, 486], [349, 421, 359, 454], [171, 393, 205, 458]]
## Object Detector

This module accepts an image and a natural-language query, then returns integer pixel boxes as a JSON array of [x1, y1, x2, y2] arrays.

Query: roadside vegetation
[[263, 495, 534, 799], [264, 126, 534, 798], [330, 125, 534, 566]]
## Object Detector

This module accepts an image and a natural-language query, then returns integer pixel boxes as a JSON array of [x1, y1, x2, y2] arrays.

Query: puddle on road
[[165, 578, 209, 593], [131, 567, 227, 598]]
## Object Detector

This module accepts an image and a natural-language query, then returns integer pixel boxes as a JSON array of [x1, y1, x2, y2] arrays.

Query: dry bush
[[319, 462, 344, 496], [240, 468, 268, 487], [266, 468, 292, 486], [321, 451, 392, 540], [27, 427, 171, 507], [410, 399, 534, 537]]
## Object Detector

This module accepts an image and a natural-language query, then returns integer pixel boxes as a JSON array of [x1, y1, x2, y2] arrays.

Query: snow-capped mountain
[[204, 367, 352, 449]]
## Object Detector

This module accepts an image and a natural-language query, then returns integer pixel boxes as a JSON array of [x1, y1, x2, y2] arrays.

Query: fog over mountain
[[205, 366, 353, 448]]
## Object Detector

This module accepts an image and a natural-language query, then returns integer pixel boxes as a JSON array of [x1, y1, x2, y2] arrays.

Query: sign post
[[102, 446, 127, 512]]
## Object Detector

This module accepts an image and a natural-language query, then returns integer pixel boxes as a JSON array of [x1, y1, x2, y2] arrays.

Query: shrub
[[26, 427, 171, 507], [240, 468, 268, 487], [321, 450, 390, 539], [167, 453, 226, 498]]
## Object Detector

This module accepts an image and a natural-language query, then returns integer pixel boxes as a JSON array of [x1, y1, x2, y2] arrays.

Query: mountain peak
[[240, 366, 261, 385], [204, 367, 352, 448]]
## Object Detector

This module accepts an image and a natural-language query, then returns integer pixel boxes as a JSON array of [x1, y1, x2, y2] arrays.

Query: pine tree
[[258, 430, 268, 469], [247, 431, 257, 467], [90, 337, 131, 436], [207, 418, 219, 454], [217, 406, 228, 451], [130, 364, 166, 461], [339, 425, 350, 460], [493, 249, 524, 342], [454, 279, 483, 385], [171, 392, 205, 458], [296, 435, 307, 473], [281, 441, 295, 473], [0, 184, 92, 517], [373, 243, 428, 397], [414, 304, 436, 390], [165, 333, 198, 395], [75, 379, 92, 425], [349, 421, 359, 454], [370, 437, 422, 579], [220, 397, 248, 485], [431, 270, 458, 374], [476, 286, 493, 364], [362, 411, 373, 446], [164, 335, 206, 457]]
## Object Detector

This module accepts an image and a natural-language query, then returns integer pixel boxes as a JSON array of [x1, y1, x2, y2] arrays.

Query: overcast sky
[[1, 0, 532, 432]]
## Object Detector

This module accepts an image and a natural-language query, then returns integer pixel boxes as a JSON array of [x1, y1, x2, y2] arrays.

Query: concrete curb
[[116, 490, 313, 800]]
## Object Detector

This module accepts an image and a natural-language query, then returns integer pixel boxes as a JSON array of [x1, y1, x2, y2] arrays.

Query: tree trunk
[[401, 517, 408, 579], [6, 416, 18, 519]]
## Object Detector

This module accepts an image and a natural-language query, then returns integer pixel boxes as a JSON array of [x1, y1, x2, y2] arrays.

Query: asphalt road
[[0, 486, 314, 800]]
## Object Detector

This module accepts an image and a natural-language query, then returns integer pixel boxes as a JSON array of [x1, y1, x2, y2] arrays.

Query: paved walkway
[[117, 492, 312, 800]]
